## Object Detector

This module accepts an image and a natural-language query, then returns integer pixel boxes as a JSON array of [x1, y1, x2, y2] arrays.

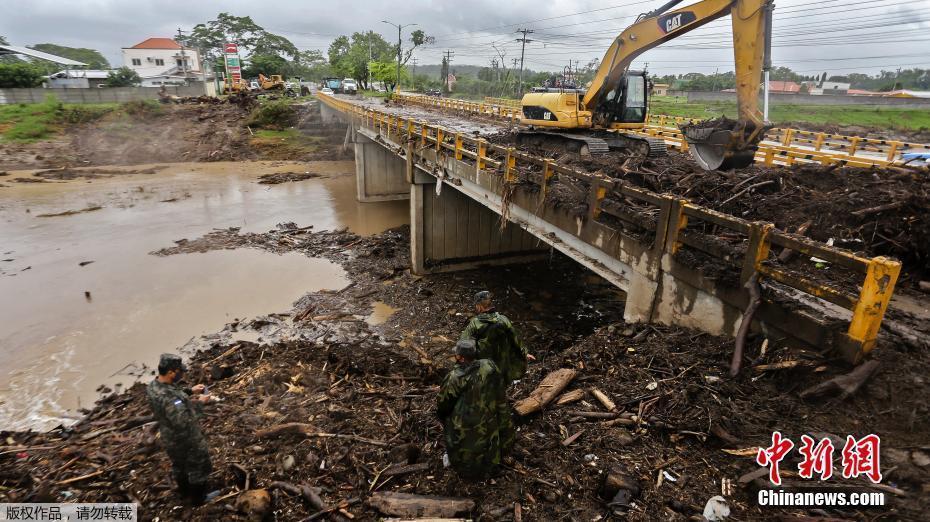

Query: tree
[[183, 13, 298, 64], [105, 67, 141, 87], [401, 29, 433, 66], [29, 43, 110, 69], [328, 32, 394, 88], [242, 54, 288, 78], [0, 63, 44, 87], [369, 61, 407, 91]]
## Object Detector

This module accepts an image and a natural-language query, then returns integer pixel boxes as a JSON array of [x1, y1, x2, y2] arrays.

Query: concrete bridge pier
[[408, 174, 547, 275], [353, 131, 409, 202]]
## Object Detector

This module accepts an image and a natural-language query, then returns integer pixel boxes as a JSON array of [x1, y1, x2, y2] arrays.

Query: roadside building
[[652, 83, 669, 96], [122, 38, 204, 87], [810, 81, 850, 95], [766, 80, 801, 94], [46, 70, 111, 88]]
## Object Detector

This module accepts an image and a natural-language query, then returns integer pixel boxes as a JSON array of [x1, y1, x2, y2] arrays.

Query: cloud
[[2, 0, 927, 75]]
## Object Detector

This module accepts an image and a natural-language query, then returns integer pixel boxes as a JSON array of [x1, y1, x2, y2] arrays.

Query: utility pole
[[515, 28, 534, 96], [412, 57, 418, 78], [177, 28, 188, 84], [443, 50, 455, 91], [368, 31, 372, 90], [382, 20, 417, 93]]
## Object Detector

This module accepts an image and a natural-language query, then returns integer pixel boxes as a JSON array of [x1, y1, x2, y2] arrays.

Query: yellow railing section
[[403, 94, 928, 168], [318, 91, 902, 362]]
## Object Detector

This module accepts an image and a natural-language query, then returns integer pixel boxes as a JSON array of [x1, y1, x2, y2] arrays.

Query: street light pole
[[382, 20, 417, 93]]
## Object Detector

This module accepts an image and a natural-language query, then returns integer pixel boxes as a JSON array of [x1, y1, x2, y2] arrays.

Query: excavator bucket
[[681, 118, 760, 171]]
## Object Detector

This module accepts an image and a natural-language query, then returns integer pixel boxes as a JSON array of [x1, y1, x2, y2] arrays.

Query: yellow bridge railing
[[441, 95, 927, 168], [319, 91, 902, 362]]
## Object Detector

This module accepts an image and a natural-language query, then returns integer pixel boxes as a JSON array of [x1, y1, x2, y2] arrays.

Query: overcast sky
[[3, 0, 929, 76]]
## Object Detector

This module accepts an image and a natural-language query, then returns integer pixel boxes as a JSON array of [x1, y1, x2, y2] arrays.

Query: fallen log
[[731, 272, 761, 377], [554, 389, 584, 406], [800, 360, 880, 400], [269, 481, 352, 521], [255, 423, 389, 446], [514, 369, 577, 416], [851, 200, 906, 217], [566, 411, 619, 420], [381, 462, 430, 477], [590, 388, 616, 411], [368, 492, 475, 519]]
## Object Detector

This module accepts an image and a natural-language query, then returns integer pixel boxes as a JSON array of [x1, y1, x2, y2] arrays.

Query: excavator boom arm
[[583, 0, 770, 132]]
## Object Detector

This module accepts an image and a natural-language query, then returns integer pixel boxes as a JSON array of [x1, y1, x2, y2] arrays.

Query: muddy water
[[0, 161, 409, 430]]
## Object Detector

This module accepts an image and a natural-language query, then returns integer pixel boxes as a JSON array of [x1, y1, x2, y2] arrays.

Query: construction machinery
[[258, 74, 286, 91], [223, 77, 250, 95], [520, 0, 774, 170]]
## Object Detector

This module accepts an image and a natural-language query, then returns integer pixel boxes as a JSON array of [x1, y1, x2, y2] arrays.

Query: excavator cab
[[596, 71, 649, 128]]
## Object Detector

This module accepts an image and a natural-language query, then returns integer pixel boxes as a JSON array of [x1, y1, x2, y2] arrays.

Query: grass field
[[0, 98, 115, 141], [650, 95, 930, 132]]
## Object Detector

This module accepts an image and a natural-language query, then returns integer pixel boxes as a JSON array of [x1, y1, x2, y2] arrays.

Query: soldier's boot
[[174, 473, 191, 498], [186, 482, 208, 506]]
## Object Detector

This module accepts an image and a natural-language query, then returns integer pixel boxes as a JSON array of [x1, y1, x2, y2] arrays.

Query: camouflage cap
[[158, 353, 186, 373], [455, 339, 477, 359], [473, 290, 492, 305]]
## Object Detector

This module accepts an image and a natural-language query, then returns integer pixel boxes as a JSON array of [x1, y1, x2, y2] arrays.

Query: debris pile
[[3, 225, 928, 521]]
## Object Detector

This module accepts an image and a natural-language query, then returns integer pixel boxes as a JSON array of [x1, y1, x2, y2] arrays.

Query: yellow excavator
[[520, 0, 773, 170]]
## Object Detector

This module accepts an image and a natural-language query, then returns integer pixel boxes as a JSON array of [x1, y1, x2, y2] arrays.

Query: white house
[[810, 81, 850, 95], [46, 70, 111, 88], [122, 38, 203, 87]]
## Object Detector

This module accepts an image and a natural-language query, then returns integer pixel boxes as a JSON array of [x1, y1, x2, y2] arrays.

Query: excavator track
[[517, 130, 666, 158]]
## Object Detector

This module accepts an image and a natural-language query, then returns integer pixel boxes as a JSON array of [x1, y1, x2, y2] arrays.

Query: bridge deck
[[319, 92, 924, 362]]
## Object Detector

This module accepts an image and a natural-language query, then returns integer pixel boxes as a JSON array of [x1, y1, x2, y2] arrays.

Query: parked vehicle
[[322, 77, 343, 94], [342, 78, 358, 95]]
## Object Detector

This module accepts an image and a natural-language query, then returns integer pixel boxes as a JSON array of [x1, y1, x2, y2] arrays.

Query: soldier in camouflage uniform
[[146, 353, 213, 504], [460, 290, 534, 382], [437, 339, 510, 480]]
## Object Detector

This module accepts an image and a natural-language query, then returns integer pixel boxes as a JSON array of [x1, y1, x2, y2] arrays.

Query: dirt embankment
[[2, 224, 928, 521], [0, 98, 351, 171]]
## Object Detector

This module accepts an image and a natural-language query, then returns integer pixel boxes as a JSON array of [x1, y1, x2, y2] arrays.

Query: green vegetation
[[29, 43, 110, 69], [246, 100, 298, 129], [0, 63, 45, 88], [105, 67, 142, 87], [650, 96, 930, 132], [249, 128, 323, 157], [0, 97, 114, 141], [182, 13, 327, 81]]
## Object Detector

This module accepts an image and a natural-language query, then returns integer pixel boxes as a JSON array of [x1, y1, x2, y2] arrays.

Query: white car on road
[[342, 78, 358, 95]]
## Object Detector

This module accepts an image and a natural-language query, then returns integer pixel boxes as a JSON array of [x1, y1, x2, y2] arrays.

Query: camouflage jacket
[[146, 379, 206, 452], [460, 310, 527, 381], [437, 359, 507, 479]]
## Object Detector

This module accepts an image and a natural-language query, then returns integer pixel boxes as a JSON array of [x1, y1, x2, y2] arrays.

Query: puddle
[[366, 301, 398, 326], [0, 161, 409, 430]]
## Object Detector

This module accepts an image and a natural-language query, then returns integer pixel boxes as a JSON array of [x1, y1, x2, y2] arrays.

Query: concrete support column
[[353, 132, 409, 203], [409, 180, 546, 275]]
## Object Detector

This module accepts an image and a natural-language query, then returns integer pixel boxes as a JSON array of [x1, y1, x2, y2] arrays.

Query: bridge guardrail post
[[841, 256, 902, 362], [741, 222, 773, 285], [663, 199, 689, 255], [454, 133, 463, 160], [476, 139, 487, 173], [504, 147, 516, 183]]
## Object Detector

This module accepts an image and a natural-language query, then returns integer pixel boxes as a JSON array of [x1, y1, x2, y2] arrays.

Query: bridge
[[316, 92, 902, 364]]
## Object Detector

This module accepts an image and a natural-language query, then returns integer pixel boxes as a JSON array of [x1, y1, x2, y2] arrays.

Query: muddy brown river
[[0, 161, 408, 430]]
